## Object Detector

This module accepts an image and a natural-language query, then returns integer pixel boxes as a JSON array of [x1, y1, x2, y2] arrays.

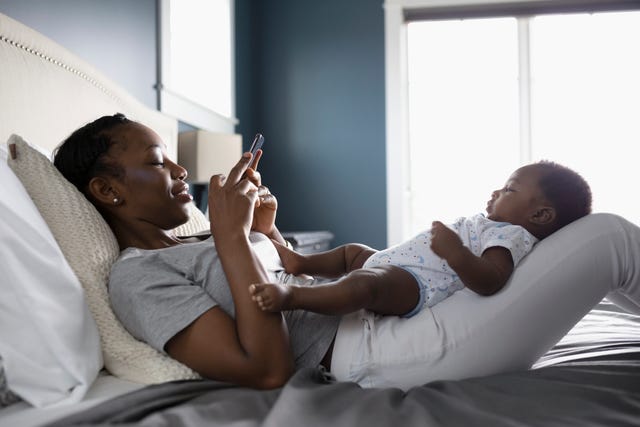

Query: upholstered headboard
[[0, 12, 209, 393], [0, 12, 178, 159]]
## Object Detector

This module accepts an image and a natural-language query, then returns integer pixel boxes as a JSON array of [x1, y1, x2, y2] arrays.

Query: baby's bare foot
[[249, 283, 293, 312]]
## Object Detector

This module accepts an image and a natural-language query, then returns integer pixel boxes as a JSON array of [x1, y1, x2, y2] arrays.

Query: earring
[[113, 197, 120, 204]]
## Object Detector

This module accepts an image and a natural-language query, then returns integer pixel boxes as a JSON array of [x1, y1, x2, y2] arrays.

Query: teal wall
[[0, 0, 387, 248], [236, 0, 387, 248], [0, 0, 157, 108]]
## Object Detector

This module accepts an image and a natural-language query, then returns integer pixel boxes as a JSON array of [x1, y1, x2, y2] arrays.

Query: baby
[[250, 161, 592, 317]]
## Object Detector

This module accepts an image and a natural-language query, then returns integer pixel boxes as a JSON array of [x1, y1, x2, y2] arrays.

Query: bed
[[1, 10, 640, 427]]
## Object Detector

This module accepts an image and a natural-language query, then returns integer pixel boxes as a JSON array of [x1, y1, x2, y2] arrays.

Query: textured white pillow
[[174, 201, 211, 238], [6, 135, 207, 384], [0, 143, 101, 407]]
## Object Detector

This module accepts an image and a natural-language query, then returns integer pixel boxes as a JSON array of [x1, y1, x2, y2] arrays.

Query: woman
[[54, 114, 639, 390], [54, 113, 338, 389]]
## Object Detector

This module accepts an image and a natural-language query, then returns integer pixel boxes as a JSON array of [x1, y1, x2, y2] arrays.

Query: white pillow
[[6, 135, 204, 386], [0, 142, 102, 408]]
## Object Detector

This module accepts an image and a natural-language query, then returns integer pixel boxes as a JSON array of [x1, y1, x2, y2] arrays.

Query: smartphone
[[248, 133, 264, 170]]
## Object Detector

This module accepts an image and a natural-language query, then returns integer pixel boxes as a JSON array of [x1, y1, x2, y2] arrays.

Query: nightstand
[[281, 231, 334, 254]]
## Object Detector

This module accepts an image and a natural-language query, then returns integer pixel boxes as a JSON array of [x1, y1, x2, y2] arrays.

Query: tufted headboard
[[0, 11, 210, 390], [0, 12, 178, 160]]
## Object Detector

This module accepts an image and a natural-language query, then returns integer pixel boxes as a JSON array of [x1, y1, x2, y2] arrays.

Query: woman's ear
[[87, 176, 119, 206], [531, 206, 556, 225]]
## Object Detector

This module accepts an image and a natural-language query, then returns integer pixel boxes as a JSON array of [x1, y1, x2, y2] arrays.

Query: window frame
[[157, 0, 238, 133]]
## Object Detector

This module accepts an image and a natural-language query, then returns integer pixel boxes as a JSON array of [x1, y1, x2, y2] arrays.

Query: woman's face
[[108, 122, 193, 230]]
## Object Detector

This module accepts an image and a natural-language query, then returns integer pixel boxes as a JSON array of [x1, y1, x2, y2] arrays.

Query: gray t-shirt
[[109, 232, 340, 370]]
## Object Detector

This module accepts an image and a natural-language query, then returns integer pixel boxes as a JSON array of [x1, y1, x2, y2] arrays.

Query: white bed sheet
[[0, 372, 143, 427]]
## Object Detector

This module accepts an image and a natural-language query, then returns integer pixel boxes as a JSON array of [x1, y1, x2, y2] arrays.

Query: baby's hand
[[249, 283, 292, 312], [430, 221, 464, 260]]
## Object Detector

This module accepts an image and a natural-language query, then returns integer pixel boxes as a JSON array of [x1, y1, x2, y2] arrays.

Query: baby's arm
[[430, 221, 513, 296], [273, 241, 375, 278]]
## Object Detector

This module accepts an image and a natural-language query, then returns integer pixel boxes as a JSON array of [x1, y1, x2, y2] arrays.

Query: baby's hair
[[535, 160, 592, 231], [54, 113, 133, 195]]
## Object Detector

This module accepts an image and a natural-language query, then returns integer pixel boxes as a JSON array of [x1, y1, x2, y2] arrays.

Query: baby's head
[[486, 161, 592, 239]]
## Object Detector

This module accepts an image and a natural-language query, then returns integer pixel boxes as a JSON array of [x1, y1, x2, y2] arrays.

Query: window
[[385, 2, 640, 244], [528, 12, 640, 225], [158, 0, 237, 133], [407, 17, 520, 234]]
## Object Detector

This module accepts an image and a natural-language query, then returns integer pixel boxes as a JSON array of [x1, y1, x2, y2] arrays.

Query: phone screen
[[248, 133, 264, 169]]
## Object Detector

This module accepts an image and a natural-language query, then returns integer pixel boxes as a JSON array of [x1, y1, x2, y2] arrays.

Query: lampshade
[[178, 130, 242, 183]]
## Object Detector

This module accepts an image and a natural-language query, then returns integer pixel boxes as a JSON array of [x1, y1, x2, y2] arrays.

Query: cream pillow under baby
[[7, 134, 209, 384]]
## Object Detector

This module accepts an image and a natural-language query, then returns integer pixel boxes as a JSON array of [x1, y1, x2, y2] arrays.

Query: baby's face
[[486, 164, 547, 227]]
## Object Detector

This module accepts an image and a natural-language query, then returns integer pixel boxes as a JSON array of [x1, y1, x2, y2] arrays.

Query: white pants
[[330, 213, 640, 390]]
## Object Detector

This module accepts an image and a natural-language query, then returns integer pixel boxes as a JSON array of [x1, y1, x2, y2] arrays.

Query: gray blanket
[[48, 358, 640, 427], [48, 304, 640, 426]]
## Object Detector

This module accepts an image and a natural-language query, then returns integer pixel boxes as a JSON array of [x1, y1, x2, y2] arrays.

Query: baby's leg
[[250, 266, 420, 316], [360, 266, 422, 315], [273, 242, 376, 278]]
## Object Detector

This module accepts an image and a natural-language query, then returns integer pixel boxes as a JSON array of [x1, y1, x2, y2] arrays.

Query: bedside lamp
[[178, 130, 242, 183]]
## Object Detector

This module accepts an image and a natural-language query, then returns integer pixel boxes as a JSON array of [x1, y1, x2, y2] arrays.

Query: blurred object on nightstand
[[178, 131, 242, 183], [179, 131, 242, 212], [281, 231, 334, 254]]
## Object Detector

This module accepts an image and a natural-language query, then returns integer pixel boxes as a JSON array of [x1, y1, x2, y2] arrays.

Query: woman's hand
[[243, 151, 287, 245], [208, 152, 258, 241], [243, 168, 278, 237]]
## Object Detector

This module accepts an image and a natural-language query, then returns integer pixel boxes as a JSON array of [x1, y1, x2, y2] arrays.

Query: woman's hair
[[535, 160, 592, 230], [53, 113, 132, 195]]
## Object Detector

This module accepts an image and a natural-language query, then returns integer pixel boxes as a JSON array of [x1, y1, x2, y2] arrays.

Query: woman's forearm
[[207, 155, 294, 387], [215, 233, 294, 385]]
